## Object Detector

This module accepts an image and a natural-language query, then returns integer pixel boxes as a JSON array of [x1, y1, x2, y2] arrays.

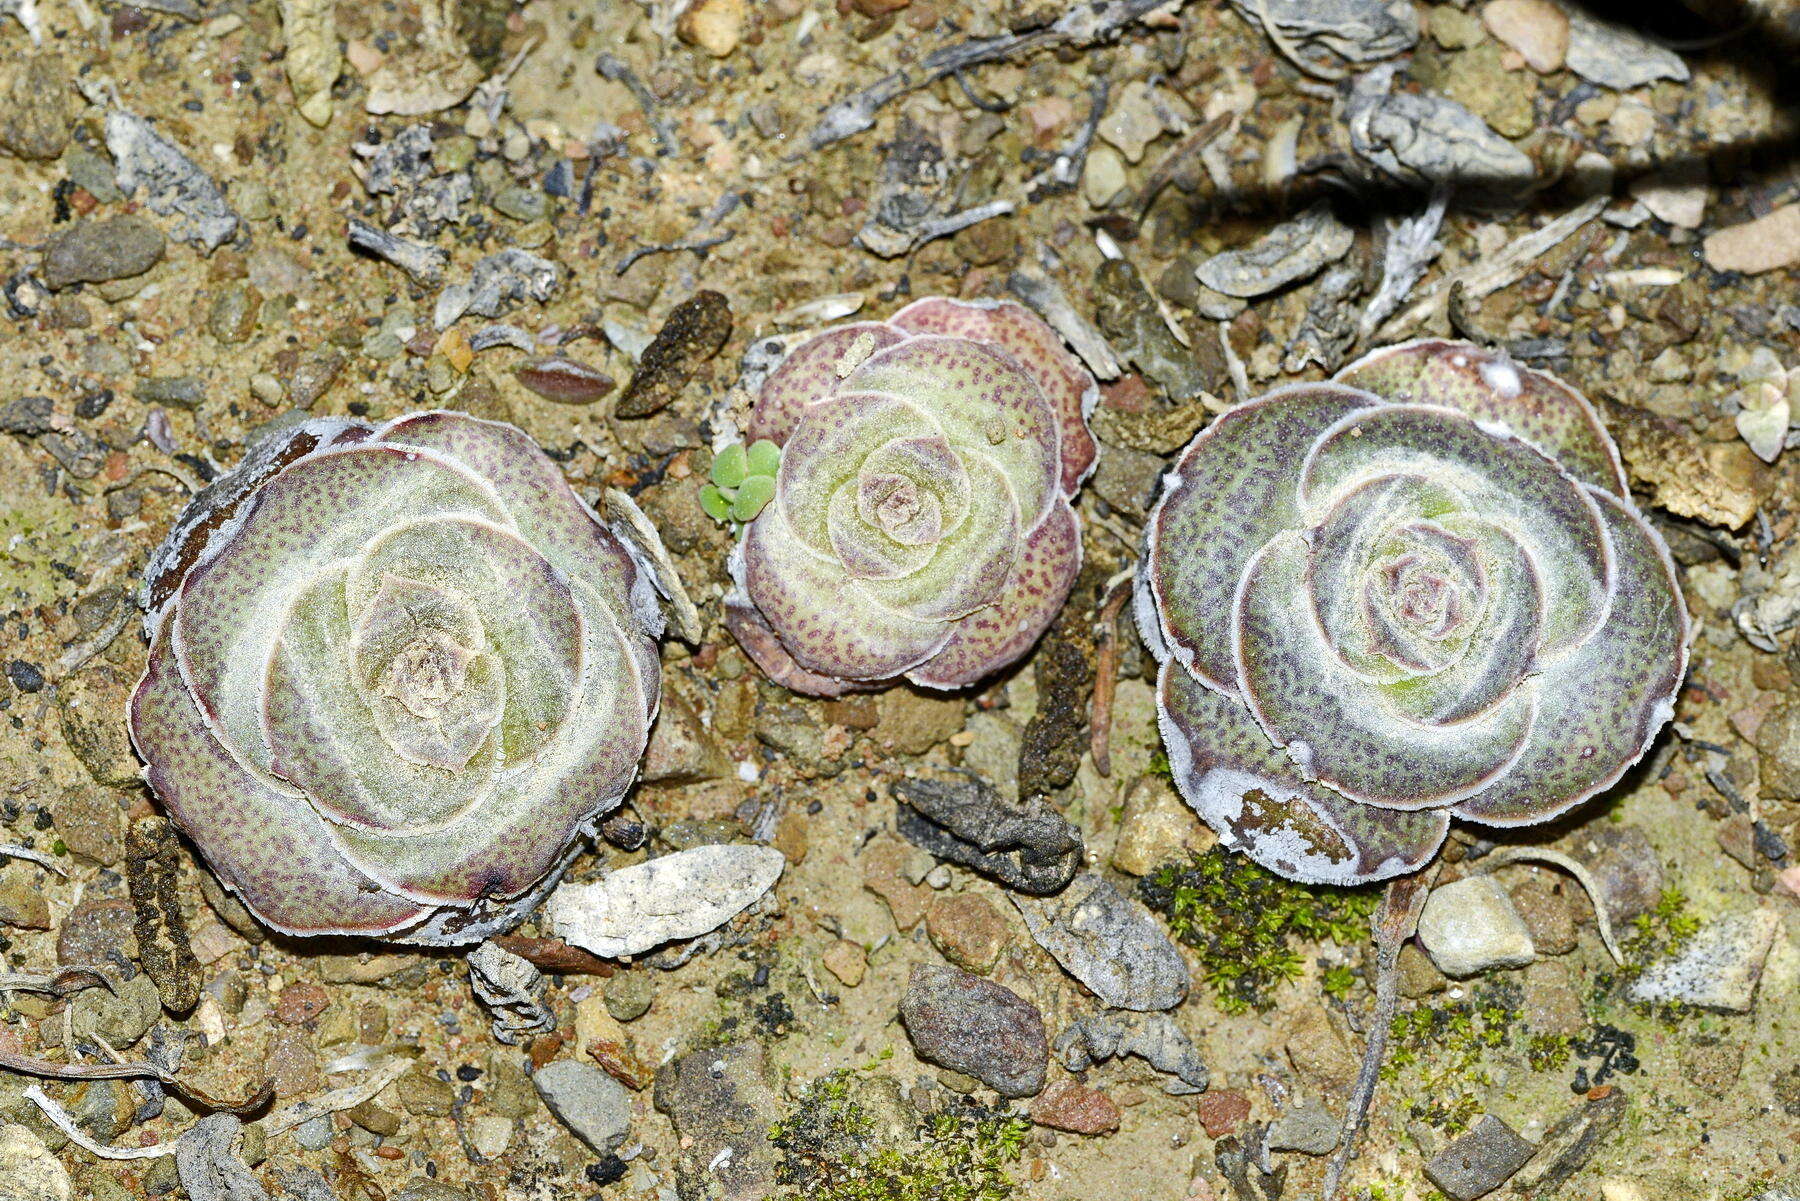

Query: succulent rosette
[[129, 411, 667, 942], [725, 297, 1097, 695], [1138, 340, 1689, 885]]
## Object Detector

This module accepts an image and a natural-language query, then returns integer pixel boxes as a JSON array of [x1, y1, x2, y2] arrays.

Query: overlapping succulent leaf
[[726, 298, 1096, 695], [1139, 340, 1688, 885], [129, 412, 663, 941]]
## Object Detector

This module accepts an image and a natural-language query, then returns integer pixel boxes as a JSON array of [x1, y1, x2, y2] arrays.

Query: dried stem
[[1322, 865, 1437, 1200], [1090, 568, 1137, 777]]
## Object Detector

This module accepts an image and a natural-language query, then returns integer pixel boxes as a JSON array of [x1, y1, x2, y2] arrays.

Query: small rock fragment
[[279, 0, 340, 126], [1111, 774, 1214, 876], [1627, 907, 1780, 1013], [1629, 165, 1708, 230], [1563, 7, 1689, 89], [515, 355, 616, 405], [1053, 1010, 1208, 1094], [105, 110, 240, 252], [0, 870, 49, 929], [1266, 1094, 1338, 1155], [1417, 876, 1536, 978], [653, 1043, 781, 1201], [899, 963, 1047, 1098], [1566, 823, 1664, 922], [892, 772, 1082, 895], [1510, 1086, 1628, 1196], [1508, 870, 1577, 956], [640, 686, 730, 784], [1030, 1076, 1120, 1135], [1229, 0, 1420, 67], [926, 892, 1010, 974], [602, 971, 654, 1022], [1704, 205, 1800, 276], [873, 688, 966, 755], [677, 0, 745, 57], [434, 249, 561, 328], [1196, 203, 1356, 299], [1284, 1003, 1358, 1094], [1347, 75, 1535, 195], [346, 219, 447, 285], [821, 939, 867, 987], [549, 845, 784, 959], [1195, 1089, 1250, 1137], [0, 53, 71, 161], [41, 217, 165, 290], [1012, 873, 1190, 1011], [0, 1124, 69, 1201], [1424, 1113, 1535, 1200], [616, 291, 732, 418], [1481, 0, 1568, 72], [51, 788, 125, 866], [534, 1060, 631, 1153]]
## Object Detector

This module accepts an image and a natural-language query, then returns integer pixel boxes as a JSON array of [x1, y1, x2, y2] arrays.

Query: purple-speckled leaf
[[1453, 489, 1688, 825], [1235, 530, 1538, 808], [1336, 339, 1629, 495], [130, 410, 665, 941], [131, 611, 431, 938], [890, 296, 1098, 494], [748, 322, 907, 446], [742, 500, 950, 681], [840, 336, 1060, 533], [908, 502, 1081, 691], [1300, 403, 1611, 662], [322, 575, 650, 907], [1145, 384, 1379, 692], [1158, 665, 1448, 885]]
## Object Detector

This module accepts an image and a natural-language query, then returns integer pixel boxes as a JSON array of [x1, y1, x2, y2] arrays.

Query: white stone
[[1629, 167, 1708, 229], [1083, 144, 1129, 208], [1416, 876, 1536, 978], [1482, 0, 1568, 72], [1628, 907, 1781, 1012], [550, 845, 785, 958], [468, 1113, 514, 1158]]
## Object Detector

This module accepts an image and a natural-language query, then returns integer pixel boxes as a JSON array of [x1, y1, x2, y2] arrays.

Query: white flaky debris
[[550, 845, 786, 959]]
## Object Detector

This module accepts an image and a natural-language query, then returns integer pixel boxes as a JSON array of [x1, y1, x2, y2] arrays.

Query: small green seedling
[[701, 438, 780, 528]]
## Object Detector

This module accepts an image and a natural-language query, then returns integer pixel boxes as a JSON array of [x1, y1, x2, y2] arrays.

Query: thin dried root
[[1322, 865, 1437, 1200], [1089, 568, 1136, 777]]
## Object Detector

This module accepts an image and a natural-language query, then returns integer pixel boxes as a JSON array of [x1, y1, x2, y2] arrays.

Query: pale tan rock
[[821, 939, 867, 987], [1630, 165, 1709, 229], [1704, 204, 1800, 274], [1111, 775, 1215, 876], [1482, 0, 1569, 72], [677, 0, 747, 58]]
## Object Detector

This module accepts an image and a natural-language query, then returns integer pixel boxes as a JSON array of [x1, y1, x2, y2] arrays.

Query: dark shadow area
[[1138, 0, 1800, 260]]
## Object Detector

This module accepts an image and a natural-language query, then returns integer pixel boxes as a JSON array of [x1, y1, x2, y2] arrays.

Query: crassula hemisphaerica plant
[[1138, 340, 1689, 885], [724, 297, 1098, 696], [129, 411, 666, 942]]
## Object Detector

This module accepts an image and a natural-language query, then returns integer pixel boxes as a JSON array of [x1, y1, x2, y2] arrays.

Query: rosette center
[[858, 471, 943, 546], [1361, 523, 1486, 673], [379, 630, 479, 717]]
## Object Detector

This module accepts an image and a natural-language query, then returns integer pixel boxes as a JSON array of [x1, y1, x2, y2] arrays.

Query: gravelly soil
[[1, 2, 1797, 1200]]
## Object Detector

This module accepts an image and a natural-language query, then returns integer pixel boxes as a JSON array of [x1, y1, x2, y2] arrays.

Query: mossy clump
[[1598, 887, 1703, 1022], [769, 1070, 1030, 1201], [1138, 848, 1379, 1013], [1384, 981, 1523, 1134]]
